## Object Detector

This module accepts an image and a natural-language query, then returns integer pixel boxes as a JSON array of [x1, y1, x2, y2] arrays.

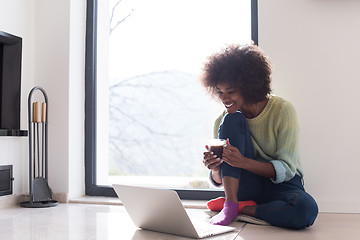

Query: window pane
[[96, 0, 252, 189]]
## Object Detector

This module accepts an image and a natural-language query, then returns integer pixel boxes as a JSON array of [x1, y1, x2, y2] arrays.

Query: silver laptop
[[113, 184, 235, 239]]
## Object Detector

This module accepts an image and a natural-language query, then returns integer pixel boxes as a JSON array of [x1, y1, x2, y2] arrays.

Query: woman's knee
[[290, 193, 319, 229], [221, 112, 247, 128], [218, 112, 248, 139]]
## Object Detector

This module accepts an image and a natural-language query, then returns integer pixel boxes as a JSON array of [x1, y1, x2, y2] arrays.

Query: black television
[[0, 31, 26, 136]]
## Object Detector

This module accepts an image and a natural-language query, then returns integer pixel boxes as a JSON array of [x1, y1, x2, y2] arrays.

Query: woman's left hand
[[222, 138, 247, 168]]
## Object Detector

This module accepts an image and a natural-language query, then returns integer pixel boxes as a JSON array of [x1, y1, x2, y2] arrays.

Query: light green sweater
[[213, 95, 303, 184]]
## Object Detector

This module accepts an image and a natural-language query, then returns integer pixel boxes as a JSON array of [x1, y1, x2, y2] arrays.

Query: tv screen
[[0, 31, 22, 131]]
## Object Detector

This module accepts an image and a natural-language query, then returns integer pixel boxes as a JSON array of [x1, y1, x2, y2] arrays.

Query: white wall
[[33, 0, 85, 200], [68, 0, 86, 200], [0, 0, 85, 201], [259, 0, 360, 213]]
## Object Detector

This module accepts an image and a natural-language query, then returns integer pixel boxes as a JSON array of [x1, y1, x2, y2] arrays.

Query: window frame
[[85, 0, 259, 199]]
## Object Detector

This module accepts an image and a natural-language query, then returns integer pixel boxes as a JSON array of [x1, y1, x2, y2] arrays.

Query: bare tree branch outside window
[[110, 0, 134, 35]]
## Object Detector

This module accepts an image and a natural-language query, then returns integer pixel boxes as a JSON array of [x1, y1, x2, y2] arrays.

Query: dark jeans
[[218, 112, 318, 229]]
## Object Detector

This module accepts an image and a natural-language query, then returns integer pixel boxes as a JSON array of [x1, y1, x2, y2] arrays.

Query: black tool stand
[[20, 87, 58, 208]]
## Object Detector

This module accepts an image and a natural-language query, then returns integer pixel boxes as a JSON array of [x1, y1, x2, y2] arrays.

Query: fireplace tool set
[[20, 87, 58, 208]]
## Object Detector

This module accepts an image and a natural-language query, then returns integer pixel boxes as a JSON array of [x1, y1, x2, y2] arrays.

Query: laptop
[[113, 184, 236, 239]]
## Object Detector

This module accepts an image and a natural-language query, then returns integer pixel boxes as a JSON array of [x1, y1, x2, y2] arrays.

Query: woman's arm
[[241, 157, 276, 179]]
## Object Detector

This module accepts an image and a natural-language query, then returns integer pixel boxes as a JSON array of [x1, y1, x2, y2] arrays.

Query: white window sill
[[69, 196, 208, 209]]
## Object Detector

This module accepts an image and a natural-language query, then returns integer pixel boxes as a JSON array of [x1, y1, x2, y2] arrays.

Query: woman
[[201, 44, 318, 229]]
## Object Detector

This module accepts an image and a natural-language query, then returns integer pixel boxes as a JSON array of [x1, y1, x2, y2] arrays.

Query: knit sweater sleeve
[[270, 101, 301, 183]]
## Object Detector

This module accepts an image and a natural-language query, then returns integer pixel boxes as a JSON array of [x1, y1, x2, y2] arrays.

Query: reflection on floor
[[1, 202, 360, 240]]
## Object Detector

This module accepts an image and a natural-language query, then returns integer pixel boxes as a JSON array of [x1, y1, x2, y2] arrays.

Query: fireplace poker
[[33, 102, 41, 177], [32, 102, 37, 178], [41, 102, 46, 177]]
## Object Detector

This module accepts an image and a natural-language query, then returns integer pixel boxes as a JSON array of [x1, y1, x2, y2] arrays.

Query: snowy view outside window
[[96, 0, 252, 189]]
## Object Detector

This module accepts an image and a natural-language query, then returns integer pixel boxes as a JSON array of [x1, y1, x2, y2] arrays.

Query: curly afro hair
[[201, 44, 272, 104]]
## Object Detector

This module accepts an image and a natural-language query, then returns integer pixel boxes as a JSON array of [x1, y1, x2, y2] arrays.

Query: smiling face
[[201, 44, 272, 108], [215, 83, 246, 114]]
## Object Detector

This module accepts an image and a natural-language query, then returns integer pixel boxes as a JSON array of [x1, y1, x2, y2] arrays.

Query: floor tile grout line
[[232, 223, 247, 240]]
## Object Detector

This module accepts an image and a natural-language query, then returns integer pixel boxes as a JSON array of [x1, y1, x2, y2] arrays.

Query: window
[[85, 0, 258, 199]]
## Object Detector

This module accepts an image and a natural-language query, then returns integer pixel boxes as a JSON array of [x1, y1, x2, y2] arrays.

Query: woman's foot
[[238, 200, 257, 214], [207, 197, 226, 212], [210, 201, 239, 225]]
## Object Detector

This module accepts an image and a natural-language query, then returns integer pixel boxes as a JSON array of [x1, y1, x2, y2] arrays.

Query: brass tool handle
[[32, 102, 40, 123], [42, 102, 46, 123]]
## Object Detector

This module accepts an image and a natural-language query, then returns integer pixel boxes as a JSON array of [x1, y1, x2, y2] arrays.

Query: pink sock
[[210, 201, 239, 226]]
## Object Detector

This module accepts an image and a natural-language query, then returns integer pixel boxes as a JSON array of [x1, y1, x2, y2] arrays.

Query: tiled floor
[[0, 202, 360, 240]]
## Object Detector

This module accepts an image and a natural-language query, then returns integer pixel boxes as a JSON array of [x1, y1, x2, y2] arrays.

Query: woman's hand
[[203, 145, 223, 172], [222, 138, 246, 168], [222, 139, 276, 179]]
